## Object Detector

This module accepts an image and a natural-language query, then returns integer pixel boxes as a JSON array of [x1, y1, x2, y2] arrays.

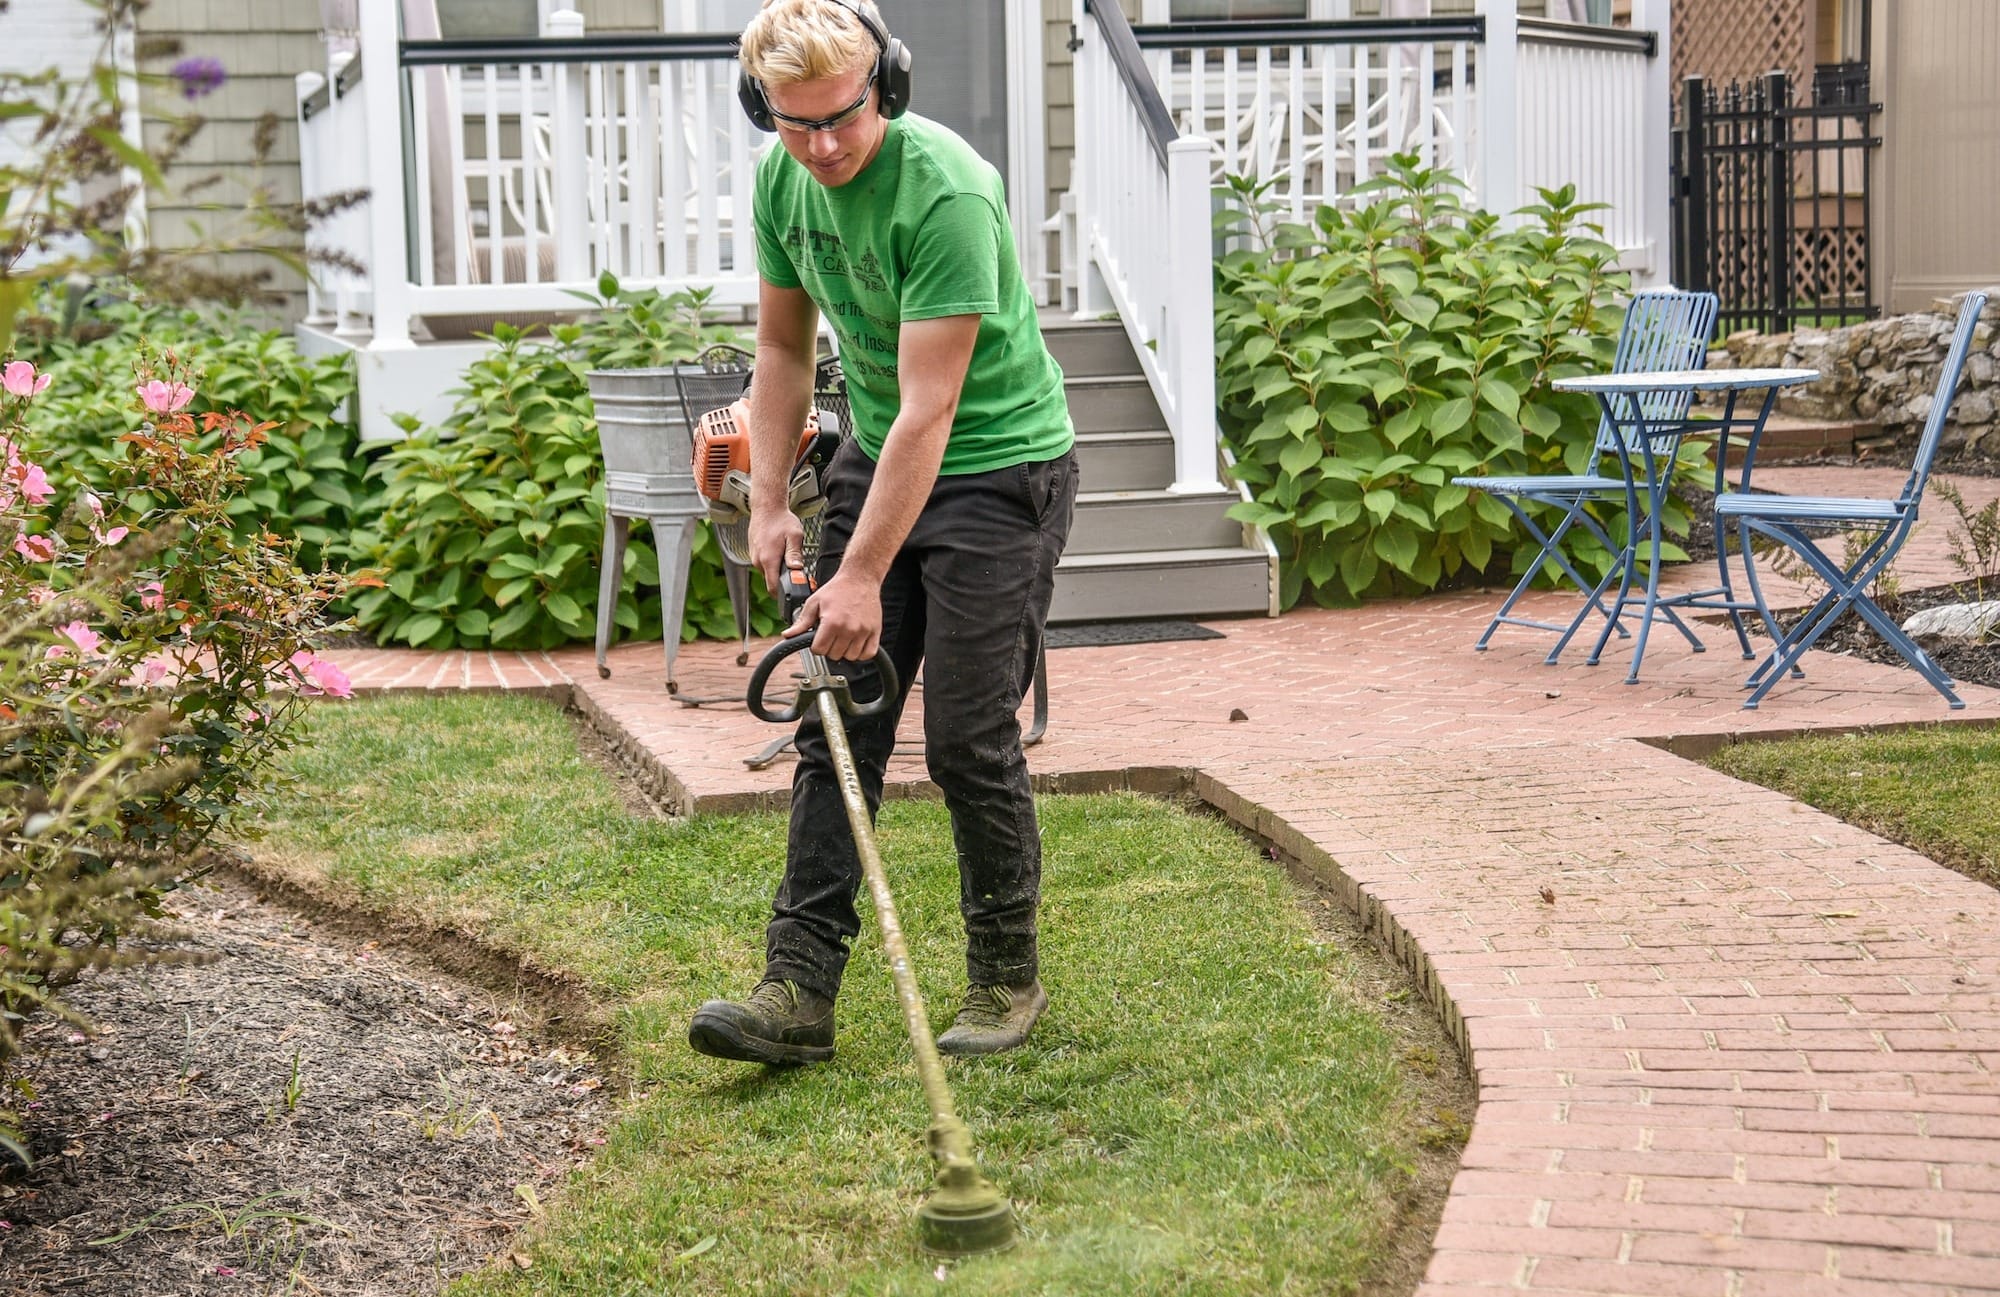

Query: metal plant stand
[[586, 364, 722, 693]]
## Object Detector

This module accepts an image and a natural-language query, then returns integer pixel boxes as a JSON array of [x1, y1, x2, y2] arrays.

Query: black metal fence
[[1671, 67, 1882, 337]]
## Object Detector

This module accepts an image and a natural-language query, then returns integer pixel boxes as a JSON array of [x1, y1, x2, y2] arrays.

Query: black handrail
[[299, 52, 361, 121], [1518, 17, 1656, 57], [399, 32, 740, 67], [1130, 15, 1484, 49], [1082, 0, 1178, 168]]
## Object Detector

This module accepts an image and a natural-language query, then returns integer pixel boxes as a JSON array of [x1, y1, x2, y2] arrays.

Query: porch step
[[1065, 374, 1167, 433], [1074, 428, 1177, 492], [1051, 546, 1275, 623], [1041, 317, 1142, 378], [1067, 487, 1245, 555], [1705, 415, 1881, 467]]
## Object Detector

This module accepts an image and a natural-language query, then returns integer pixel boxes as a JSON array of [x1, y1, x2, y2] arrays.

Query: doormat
[[1044, 620, 1226, 650]]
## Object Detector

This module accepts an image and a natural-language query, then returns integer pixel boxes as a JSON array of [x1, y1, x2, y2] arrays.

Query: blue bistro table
[[1548, 367, 1821, 684]]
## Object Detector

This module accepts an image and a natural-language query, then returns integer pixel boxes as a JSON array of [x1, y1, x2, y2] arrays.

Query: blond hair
[[739, 0, 883, 88]]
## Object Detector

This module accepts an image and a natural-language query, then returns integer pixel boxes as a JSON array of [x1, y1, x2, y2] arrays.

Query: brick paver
[[328, 467, 2000, 1295]]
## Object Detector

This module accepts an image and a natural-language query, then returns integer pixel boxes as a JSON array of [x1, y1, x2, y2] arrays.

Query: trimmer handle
[[746, 564, 899, 724]]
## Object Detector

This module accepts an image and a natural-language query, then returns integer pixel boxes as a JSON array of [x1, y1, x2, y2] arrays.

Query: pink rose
[[13, 534, 54, 562], [2, 361, 51, 399], [46, 621, 102, 659], [90, 523, 128, 547], [19, 464, 48, 505], [27, 585, 55, 606], [139, 581, 165, 611], [136, 380, 195, 413], [288, 649, 354, 699]]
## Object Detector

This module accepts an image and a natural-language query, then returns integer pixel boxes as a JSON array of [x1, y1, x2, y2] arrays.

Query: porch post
[[1473, 0, 1520, 227], [548, 9, 590, 283], [357, 0, 412, 347], [1633, 0, 1673, 286], [1167, 135, 1221, 494], [1070, 0, 1114, 319]]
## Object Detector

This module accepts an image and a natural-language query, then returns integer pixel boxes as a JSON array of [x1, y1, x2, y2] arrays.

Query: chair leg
[[1477, 497, 1632, 651], [1733, 515, 1801, 676], [594, 513, 630, 680], [1742, 524, 1963, 709]]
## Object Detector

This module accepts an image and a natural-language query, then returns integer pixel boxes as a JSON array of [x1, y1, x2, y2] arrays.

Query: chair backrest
[[1591, 288, 1720, 458], [1899, 290, 1989, 508]]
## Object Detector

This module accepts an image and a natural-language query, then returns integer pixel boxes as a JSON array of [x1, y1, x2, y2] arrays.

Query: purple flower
[[170, 56, 226, 101]]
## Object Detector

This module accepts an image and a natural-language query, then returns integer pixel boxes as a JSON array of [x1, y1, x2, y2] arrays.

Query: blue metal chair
[[1455, 289, 1720, 656], [1718, 290, 1989, 709]]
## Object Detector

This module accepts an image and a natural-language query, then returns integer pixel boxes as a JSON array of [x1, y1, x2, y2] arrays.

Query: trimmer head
[[915, 1118, 1017, 1258]]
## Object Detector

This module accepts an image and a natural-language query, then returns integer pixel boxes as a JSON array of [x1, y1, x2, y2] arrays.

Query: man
[[686, 0, 1078, 1065]]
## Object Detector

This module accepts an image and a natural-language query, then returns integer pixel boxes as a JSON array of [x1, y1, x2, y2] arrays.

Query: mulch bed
[[0, 873, 612, 1297]]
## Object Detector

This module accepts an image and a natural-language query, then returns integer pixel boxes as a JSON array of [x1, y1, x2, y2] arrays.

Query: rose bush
[[1, 354, 347, 1160]]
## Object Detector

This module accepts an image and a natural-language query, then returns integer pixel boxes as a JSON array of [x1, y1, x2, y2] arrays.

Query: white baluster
[[549, 9, 589, 282]]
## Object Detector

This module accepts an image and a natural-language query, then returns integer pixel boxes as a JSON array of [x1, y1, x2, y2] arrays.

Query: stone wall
[[1716, 289, 2000, 456]]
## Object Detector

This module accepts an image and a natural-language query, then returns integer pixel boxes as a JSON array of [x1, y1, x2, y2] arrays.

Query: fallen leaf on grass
[[676, 1236, 718, 1263], [514, 1183, 545, 1220], [508, 1251, 533, 1271]]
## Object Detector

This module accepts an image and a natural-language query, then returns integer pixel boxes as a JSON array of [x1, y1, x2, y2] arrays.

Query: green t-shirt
[[752, 113, 1074, 475]]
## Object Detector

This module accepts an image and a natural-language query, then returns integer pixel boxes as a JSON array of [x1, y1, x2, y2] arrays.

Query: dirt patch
[[1200, 813, 1474, 1297], [0, 873, 612, 1297], [1296, 882, 1473, 1297]]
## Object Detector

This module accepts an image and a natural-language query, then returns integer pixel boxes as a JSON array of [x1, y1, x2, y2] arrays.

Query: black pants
[[764, 440, 1079, 1001]]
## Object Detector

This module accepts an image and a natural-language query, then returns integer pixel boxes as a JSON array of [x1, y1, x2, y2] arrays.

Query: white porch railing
[[1070, 2, 1219, 494], [298, 0, 764, 353], [1066, 0, 1670, 491]]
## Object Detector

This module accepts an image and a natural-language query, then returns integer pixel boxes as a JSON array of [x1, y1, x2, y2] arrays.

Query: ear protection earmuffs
[[738, 0, 913, 132]]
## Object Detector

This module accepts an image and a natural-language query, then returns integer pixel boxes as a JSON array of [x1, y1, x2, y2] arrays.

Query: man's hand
[[749, 507, 807, 596], [786, 568, 882, 662]]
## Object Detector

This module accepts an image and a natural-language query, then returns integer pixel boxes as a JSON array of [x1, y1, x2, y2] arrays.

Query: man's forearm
[[839, 406, 953, 583]]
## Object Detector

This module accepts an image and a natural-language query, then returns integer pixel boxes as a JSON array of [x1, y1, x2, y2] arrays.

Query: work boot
[[687, 978, 835, 1065], [936, 981, 1048, 1057]]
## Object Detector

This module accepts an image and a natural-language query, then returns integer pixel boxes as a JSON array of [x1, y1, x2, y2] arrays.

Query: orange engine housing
[[690, 398, 818, 503]]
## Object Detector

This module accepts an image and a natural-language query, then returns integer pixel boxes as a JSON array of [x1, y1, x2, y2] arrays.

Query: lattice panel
[[1671, 0, 1809, 89], [1791, 227, 1868, 308]]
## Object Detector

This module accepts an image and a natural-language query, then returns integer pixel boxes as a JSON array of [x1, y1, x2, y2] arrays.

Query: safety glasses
[[767, 71, 878, 134]]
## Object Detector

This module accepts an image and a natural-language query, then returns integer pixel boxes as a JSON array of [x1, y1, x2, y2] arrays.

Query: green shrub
[[1214, 157, 1696, 608], [1, 352, 347, 1157], [341, 287, 780, 650], [12, 295, 364, 571]]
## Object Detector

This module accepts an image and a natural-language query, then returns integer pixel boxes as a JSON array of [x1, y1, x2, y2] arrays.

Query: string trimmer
[[746, 568, 1018, 1258]]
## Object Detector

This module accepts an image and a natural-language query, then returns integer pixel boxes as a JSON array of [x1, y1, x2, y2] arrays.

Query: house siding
[[1875, 0, 2000, 313], [0, 0, 105, 172], [133, 0, 325, 321]]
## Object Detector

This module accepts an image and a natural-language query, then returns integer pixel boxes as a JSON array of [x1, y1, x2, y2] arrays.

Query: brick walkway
[[330, 468, 2000, 1296]]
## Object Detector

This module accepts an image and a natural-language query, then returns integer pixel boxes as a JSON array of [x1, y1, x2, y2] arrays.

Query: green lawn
[[253, 694, 1430, 1296], [1704, 724, 2000, 888]]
